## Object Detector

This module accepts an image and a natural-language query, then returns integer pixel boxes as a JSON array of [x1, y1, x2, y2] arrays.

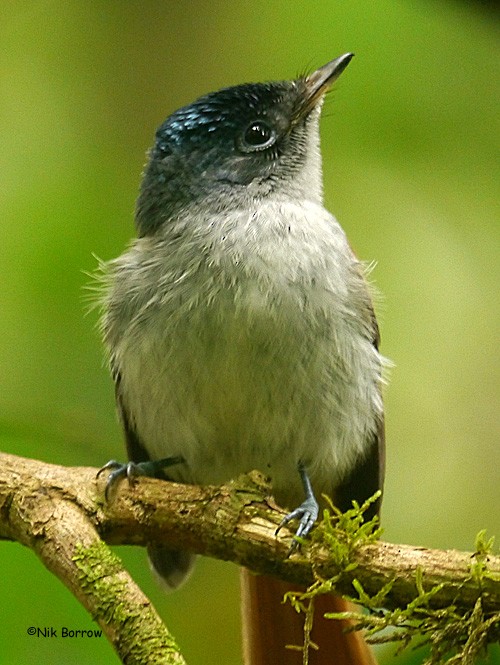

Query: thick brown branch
[[1, 451, 500, 625], [0, 452, 185, 665]]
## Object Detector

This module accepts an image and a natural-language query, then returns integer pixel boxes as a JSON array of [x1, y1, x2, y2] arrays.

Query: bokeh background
[[1, 2, 498, 663]]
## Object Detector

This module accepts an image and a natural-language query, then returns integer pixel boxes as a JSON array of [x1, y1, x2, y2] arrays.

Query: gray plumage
[[99, 55, 386, 589]]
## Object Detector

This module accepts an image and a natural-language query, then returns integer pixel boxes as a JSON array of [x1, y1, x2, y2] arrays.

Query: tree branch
[[1, 451, 499, 662], [0, 452, 186, 665]]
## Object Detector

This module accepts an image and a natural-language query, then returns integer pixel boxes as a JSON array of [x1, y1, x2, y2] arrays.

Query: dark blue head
[[136, 54, 353, 236]]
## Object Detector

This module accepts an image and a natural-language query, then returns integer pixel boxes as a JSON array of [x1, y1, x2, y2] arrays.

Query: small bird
[[99, 53, 385, 664]]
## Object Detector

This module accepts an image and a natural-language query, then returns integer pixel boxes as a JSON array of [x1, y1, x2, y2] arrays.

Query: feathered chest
[[100, 201, 383, 495]]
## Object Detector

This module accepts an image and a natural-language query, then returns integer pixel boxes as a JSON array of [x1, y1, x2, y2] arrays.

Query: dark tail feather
[[147, 545, 196, 591]]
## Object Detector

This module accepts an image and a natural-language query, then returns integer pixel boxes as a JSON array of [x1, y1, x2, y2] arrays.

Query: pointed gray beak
[[294, 53, 354, 122]]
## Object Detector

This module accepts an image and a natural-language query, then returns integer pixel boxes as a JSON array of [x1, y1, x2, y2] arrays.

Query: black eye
[[239, 121, 276, 152]]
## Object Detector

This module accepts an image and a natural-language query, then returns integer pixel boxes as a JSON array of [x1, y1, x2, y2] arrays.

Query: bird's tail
[[240, 568, 376, 665]]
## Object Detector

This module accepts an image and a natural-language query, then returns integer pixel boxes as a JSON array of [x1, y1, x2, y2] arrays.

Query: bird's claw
[[97, 456, 185, 501], [97, 460, 145, 501], [276, 495, 319, 552]]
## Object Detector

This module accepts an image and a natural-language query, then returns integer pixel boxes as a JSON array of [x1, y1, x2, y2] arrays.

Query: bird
[[98, 52, 385, 664]]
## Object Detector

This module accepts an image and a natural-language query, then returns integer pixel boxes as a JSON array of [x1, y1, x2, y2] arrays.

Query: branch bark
[[0, 452, 186, 664], [1, 451, 499, 662]]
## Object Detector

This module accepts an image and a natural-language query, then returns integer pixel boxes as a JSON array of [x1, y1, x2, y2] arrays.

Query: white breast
[[103, 198, 383, 508]]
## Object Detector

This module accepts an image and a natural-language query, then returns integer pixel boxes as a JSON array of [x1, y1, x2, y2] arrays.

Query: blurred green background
[[1, 1, 498, 663]]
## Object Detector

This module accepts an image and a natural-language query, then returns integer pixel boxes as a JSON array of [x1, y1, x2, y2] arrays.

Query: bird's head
[[136, 54, 353, 236]]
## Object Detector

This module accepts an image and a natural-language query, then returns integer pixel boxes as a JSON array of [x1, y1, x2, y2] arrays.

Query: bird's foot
[[276, 494, 319, 551], [97, 456, 184, 501]]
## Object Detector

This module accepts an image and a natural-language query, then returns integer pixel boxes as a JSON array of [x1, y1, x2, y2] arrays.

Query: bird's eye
[[239, 121, 276, 152]]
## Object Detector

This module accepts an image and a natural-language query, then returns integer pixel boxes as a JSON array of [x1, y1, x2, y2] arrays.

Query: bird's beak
[[294, 53, 354, 122]]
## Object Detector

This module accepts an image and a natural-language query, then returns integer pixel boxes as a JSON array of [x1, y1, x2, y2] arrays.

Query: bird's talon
[[96, 459, 122, 479], [97, 456, 185, 502], [97, 460, 140, 501], [275, 493, 319, 550]]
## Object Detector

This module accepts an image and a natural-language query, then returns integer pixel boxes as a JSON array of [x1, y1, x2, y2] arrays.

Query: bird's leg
[[276, 461, 319, 549], [97, 456, 185, 501]]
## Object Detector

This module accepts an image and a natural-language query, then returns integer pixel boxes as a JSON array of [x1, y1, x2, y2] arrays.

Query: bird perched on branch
[[99, 52, 386, 664]]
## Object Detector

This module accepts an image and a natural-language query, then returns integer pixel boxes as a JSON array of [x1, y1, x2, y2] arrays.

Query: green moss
[[331, 535, 500, 665], [285, 511, 500, 665], [470, 530, 497, 587], [73, 541, 130, 625], [72, 541, 184, 664], [283, 492, 384, 664]]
